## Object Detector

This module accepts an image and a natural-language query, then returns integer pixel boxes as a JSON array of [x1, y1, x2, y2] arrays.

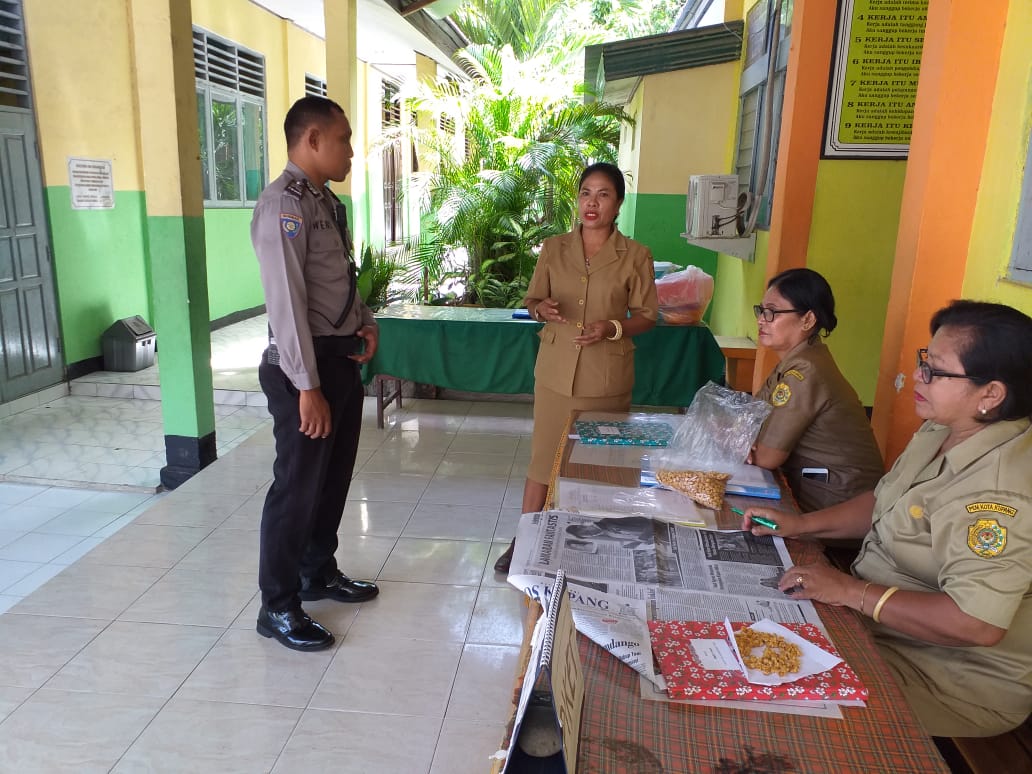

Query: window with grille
[[382, 79, 404, 244], [1008, 129, 1032, 284], [733, 0, 792, 230], [438, 75, 457, 134], [194, 27, 267, 206], [0, 0, 30, 110], [305, 74, 327, 98]]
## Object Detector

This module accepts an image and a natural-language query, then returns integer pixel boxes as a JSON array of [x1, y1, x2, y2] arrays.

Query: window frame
[[194, 27, 268, 208], [381, 78, 404, 245], [1007, 128, 1032, 284], [733, 0, 792, 231]]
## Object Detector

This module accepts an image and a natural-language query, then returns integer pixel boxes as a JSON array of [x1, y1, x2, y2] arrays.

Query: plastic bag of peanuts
[[653, 382, 772, 510]]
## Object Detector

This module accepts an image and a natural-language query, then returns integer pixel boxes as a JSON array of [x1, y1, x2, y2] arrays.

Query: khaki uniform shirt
[[524, 227, 658, 398], [853, 418, 1032, 718], [251, 161, 375, 391], [754, 339, 883, 511]]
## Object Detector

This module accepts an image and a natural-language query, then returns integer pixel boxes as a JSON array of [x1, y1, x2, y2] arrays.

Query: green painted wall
[[619, 191, 638, 236], [203, 208, 264, 321], [47, 189, 270, 366], [709, 230, 771, 340], [626, 193, 718, 277], [46, 187, 152, 364], [705, 230, 771, 338], [807, 161, 905, 404], [625, 192, 719, 324]]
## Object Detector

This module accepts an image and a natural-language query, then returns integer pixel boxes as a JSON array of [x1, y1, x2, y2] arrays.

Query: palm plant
[[356, 243, 408, 311], [402, 44, 631, 307]]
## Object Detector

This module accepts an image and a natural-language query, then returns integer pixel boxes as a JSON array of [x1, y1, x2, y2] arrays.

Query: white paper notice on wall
[[68, 157, 114, 210]]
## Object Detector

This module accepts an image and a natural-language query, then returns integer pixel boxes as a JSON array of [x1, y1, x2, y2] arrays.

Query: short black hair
[[767, 268, 837, 339], [284, 96, 346, 148], [930, 300, 1032, 421], [579, 162, 625, 201]]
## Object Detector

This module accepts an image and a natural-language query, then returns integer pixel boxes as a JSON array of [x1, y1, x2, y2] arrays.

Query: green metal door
[[0, 0, 62, 403]]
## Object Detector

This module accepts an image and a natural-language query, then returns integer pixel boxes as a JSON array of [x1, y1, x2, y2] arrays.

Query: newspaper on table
[[508, 510, 824, 696]]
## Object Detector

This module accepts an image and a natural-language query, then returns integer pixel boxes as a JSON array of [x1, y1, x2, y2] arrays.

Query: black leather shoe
[[494, 539, 516, 574], [256, 606, 334, 651], [299, 571, 379, 603]]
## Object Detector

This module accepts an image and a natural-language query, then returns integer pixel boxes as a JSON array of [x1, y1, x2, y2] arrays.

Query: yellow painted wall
[[961, 0, 1032, 315], [710, 231, 770, 338], [807, 161, 906, 402], [636, 65, 740, 195], [620, 85, 644, 196], [709, 0, 909, 406], [25, 0, 141, 189]]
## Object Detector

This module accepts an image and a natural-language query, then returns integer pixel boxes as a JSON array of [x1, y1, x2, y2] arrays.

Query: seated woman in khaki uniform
[[752, 268, 883, 512], [493, 162, 658, 573], [742, 301, 1032, 737]]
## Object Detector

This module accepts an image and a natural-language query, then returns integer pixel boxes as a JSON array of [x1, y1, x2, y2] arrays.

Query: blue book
[[725, 464, 781, 499]]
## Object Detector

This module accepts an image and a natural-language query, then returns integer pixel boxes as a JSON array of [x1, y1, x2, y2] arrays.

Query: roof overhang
[[248, 0, 467, 73], [584, 20, 744, 105]]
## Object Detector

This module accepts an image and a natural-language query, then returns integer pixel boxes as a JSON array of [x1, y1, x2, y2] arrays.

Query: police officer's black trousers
[[257, 350, 364, 613]]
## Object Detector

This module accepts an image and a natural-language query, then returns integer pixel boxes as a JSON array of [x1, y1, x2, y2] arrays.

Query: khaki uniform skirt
[[527, 383, 632, 485]]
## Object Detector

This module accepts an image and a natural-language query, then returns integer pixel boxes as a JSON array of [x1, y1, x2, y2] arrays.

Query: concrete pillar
[[128, 0, 216, 488]]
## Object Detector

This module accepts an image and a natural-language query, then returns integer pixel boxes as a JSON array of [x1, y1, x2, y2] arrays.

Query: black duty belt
[[312, 335, 363, 357]]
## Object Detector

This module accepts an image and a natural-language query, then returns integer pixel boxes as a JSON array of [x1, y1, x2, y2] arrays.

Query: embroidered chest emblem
[[280, 213, 302, 239], [967, 518, 1007, 558], [908, 504, 925, 519], [771, 382, 792, 407]]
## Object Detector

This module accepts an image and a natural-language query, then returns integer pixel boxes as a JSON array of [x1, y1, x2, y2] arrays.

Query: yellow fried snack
[[734, 627, 803, 676], [656, 469, 731, 510]]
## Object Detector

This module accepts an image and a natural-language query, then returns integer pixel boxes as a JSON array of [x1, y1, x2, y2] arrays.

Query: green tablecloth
[[363, 304, 726, 406]]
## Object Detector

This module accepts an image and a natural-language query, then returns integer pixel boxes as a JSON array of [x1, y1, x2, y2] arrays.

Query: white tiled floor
[[0, 329, 533, 772]]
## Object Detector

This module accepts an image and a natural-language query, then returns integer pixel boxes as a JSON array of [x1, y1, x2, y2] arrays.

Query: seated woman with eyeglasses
[[751, 268, 883, 512], [742, 300, 1032, 737]]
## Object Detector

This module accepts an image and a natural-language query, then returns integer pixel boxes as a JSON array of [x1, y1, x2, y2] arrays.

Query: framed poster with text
[[823, 0, 928, 158]]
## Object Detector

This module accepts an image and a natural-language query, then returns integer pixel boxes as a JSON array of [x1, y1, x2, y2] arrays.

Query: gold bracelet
[[872, 586, 899, 623], [859, 581, 872, 616], [606, 319, 623, 341]]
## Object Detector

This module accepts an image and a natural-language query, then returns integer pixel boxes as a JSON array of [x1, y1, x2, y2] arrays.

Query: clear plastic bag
[[653, 382, 773, 509]]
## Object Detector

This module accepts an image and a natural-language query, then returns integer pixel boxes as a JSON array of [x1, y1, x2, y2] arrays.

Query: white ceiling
[[248, 0, 460, 72]]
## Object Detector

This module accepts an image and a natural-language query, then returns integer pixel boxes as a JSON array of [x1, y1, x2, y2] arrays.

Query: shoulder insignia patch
[[908, 504, 925, 519], [280, 213, 303, 239], [968, 518, 1007, 558], [284, 179, 306, 200], [771, 382, 792, 407], [966, 502, 1017, 518], [785, 369, 805, 381]]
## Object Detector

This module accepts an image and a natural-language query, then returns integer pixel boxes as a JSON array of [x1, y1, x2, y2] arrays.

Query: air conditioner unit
[[686, 174, 742, 237]]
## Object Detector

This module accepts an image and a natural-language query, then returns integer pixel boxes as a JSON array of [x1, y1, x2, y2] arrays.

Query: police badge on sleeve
[[280, 213, 303, 239]]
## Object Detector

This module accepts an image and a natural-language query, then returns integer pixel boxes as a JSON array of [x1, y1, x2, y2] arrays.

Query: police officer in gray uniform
[[251, 96, 379, 651]]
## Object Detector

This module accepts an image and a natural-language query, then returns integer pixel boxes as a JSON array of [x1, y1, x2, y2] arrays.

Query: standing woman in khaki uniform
[[743, 301, 1032, 737], [494, 163, 658, 572], [752, 268, 883, 512]]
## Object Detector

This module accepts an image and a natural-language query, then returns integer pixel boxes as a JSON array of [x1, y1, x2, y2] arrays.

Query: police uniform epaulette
[[284, 179, 307, 200]]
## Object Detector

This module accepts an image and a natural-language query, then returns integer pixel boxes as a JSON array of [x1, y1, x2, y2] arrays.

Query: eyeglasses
[[916, 348, 981, 385], [753, 304, 801, 322]]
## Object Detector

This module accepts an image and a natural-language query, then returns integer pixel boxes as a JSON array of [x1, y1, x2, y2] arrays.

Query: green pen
[[731, 506, 778, 531]]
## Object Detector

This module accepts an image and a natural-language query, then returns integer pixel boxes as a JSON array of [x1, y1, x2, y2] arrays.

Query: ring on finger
[[795, 576, 804, 587]]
